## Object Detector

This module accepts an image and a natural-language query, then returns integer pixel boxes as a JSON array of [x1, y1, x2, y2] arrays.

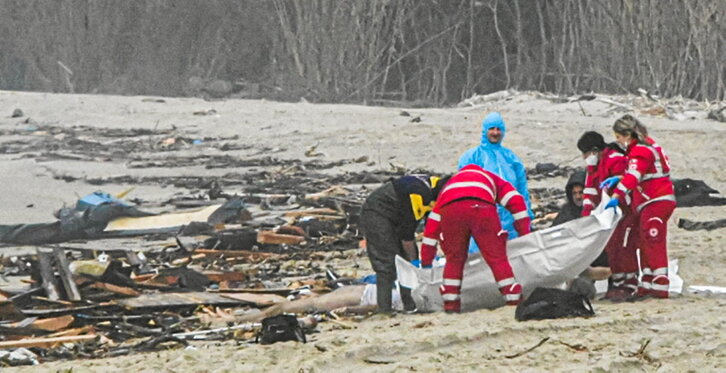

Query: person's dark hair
[[613, 114, 649, 144], [577, 131, 606, 153]]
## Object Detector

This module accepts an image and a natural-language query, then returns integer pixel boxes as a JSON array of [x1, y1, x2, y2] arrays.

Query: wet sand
[[0, 90, 724, 371]]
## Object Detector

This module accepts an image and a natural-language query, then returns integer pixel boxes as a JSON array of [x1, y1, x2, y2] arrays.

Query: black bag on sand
[[256, 314, 306, 345], [515, 287, 595, 321]]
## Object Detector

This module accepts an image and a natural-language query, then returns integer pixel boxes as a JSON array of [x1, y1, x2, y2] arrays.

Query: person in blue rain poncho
[[458, 112, 533, 252]]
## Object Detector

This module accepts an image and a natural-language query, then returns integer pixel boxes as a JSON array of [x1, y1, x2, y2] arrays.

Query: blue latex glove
[[411, 259, 433, 268], [605, 198, 619, 210], [600, 176, 620, 190]]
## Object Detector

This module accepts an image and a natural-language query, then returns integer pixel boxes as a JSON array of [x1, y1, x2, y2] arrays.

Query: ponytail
[[613, 114, 649, 145]]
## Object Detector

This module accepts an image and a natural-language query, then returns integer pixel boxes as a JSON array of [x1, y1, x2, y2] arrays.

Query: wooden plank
[[203, 271, 246, 283], [104, 204, 222, 232], [219, 292, 287, 307], [115, 291, 253, 310], [283, 208, 340, 217], [0, 335, 97, 349], [30, 315, 75, 331], [89, 282, 141, 297], [36, 248, 60, 301], [21, 303, 118, 318], [194, 249, 279, 259], [211, 288, 293, 296], [256, 230, 305, 245], [53, 247, 81, 301]]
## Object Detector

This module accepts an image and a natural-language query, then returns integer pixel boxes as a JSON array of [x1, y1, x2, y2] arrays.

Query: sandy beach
[[1, 89, 724, 372]]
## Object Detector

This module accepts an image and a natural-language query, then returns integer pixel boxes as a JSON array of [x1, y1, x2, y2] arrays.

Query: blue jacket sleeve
[[511, 153, 534, 219]]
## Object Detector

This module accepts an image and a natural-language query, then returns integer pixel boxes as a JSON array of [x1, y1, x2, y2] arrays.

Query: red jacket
[[582, 147, 627, 216], [613, 139, 675, 212], [420, 165, 531, 263]]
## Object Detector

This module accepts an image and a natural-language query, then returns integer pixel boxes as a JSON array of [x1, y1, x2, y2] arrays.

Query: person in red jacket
[[419, 164, 531, 313], [577, 131, 640, 301], [602, 115, 676, 299]]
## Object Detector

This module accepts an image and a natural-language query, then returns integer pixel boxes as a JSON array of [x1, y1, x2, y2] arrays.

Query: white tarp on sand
[[397, 198, 622, 312]]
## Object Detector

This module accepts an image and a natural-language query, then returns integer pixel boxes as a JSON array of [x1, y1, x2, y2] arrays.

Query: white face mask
[[585, 154, 598, 166]]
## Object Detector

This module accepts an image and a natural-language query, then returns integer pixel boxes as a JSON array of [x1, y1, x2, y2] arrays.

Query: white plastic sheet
[[397, 199, 622, 312]]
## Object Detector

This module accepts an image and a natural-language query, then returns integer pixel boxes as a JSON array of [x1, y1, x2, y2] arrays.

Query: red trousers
[[438, 199, 520, 311], [606, 211, 639, 291], [635, 200, 676, 298]]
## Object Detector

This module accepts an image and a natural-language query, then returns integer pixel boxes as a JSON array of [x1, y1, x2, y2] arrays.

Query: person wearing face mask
[[576, 131, 640, 300], [601, 115, 676, 299], [458, 112, 534, 248]]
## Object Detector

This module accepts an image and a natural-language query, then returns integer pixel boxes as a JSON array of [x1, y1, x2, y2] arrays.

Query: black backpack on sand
[[515, 287, 595, 321], [256, 314, 306, 345]]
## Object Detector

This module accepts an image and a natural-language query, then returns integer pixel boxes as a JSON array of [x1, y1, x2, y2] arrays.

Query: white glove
[[585, 154, 598, 166]]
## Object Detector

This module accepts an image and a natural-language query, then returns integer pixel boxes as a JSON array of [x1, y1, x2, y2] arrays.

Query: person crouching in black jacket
[[360, 174, 447, 314]]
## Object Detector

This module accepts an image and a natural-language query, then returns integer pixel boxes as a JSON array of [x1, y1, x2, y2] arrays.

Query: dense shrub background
[[0, 0, 723, 104]]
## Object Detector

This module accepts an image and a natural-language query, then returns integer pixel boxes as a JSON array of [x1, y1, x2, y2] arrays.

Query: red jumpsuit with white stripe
[[583, 147, 640, 294], [420, 165, 531, 312], [611, 139, 676, 298]]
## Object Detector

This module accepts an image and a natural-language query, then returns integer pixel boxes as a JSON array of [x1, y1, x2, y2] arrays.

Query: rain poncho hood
[[458, 112, 533, 242]]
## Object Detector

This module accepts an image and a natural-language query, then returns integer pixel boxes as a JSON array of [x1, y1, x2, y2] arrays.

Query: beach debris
[[707, 106, 726, 122], [11, 108, 24, 118], [505, 337, 550, 359], [620, 339, 660, 366], [514, 288, 595, 321], [677, 218, 726, 232], [673, 178, 726, 207]]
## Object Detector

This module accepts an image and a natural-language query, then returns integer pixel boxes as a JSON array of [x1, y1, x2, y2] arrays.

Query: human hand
[[600, 176, 620, 190]]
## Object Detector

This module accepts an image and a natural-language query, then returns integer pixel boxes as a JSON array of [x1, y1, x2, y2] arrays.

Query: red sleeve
[[582, 164, 599, 216], [420, 205, 441, 267], [613, 150, 650, 201], [493, 173, 531, 236]]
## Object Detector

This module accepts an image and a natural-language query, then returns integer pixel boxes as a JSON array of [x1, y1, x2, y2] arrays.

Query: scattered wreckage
[[0, 157, 722, 366]]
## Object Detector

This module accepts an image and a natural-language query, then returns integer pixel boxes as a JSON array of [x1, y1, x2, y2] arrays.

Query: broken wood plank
[[0, 335, 98, 349], [218, 292, 286, 307], [53, 247, 82, 301], [37, 248, 60, 301], [115, 292, 253, 310], [89, 282, 141, 297], [203, 271, 246, 283], [194, 249, 279, 260], [211, 287, 293, 296], [31, 296, 74, 306], [256, 230, 305, 245], [22, 303, 119, 318], [283, 208, 340, 217], [30, 315, 75, 331], [48, 325, 95, 338]]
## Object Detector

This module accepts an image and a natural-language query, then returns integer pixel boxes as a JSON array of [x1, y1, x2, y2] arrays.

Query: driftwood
[[0, 335, 98, 349]]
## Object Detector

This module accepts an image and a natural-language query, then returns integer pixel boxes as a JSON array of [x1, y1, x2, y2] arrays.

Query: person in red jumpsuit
[[602, 115, 676, 299], [419, 164, 531, 313], [577, 131, 640, 301]]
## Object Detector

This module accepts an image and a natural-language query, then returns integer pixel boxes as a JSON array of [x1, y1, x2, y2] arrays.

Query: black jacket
[[362, 175, 438, 240]]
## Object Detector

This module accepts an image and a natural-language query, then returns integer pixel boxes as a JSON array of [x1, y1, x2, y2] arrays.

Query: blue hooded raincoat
[[458, 112, 533, 249]]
